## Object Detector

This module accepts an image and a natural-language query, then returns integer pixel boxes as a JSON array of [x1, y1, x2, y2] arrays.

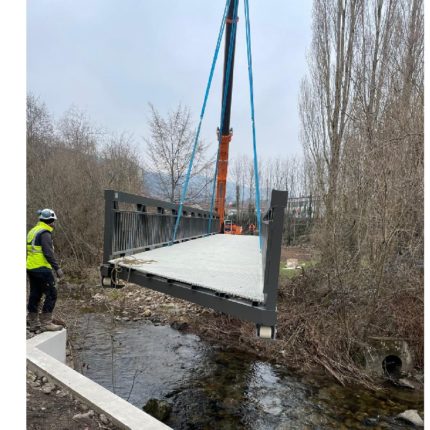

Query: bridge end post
[[258, 189, 288, 339], [101, 190, 120, 288]]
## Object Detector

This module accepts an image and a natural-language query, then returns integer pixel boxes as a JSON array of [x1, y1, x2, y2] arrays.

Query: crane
[[215, 0, 239, 234], [173, 0, 257, 240]]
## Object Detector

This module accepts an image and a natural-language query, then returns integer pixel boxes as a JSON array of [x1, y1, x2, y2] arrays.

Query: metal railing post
[[262, 190, 288, 310], [102, 190, 117, 264]]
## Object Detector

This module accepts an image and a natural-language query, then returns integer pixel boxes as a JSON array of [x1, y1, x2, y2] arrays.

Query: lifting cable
[[208, 0, 239, 234], [172, 0, 232, 244], [173, 0, 262, 249], [244, 0, 262, 249]]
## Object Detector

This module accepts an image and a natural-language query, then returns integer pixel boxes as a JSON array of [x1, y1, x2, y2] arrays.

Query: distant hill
[[143, 169, 278, 212], [143, 170, 246, 203]]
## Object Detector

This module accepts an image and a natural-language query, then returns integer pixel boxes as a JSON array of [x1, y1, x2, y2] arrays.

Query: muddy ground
[[27, 372, 119, 430]]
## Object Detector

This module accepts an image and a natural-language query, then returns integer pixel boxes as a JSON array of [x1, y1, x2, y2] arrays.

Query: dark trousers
[[27, 270, 57, 313]]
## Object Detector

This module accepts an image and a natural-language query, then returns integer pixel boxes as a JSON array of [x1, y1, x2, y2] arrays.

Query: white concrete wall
[[27, 330, 67, 363], [27, 329, 171, 430]]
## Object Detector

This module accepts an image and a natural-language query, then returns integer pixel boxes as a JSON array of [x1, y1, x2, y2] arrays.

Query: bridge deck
[[110, 234, 264, 303]]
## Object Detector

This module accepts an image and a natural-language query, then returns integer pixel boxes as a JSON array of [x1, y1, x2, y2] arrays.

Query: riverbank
[[27, 277, 424, 429], [55, 251, 423, 389]]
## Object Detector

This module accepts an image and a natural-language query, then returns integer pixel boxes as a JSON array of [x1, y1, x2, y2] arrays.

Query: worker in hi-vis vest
[[26, 208, 64, 332]]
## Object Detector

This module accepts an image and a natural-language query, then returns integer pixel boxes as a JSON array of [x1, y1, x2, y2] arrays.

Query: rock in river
[[397, 378, 416, 389], [396, 409, 424, 427], [143, 398, 171, 422]]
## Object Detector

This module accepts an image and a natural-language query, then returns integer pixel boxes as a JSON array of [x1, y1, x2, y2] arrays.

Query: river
[[71, 313, 423, 430]]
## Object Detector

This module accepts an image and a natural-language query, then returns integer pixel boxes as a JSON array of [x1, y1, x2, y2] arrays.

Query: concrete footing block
[[27, 329, 171, 430]]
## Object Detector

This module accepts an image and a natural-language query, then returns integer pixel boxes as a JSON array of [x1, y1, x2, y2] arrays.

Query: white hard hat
[[38, 208, 58, 221]]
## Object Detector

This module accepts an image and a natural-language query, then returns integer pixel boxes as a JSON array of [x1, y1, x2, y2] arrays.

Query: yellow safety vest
[[26, 221, 54, 270]]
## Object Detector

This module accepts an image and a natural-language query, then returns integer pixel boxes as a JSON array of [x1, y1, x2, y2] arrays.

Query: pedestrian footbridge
[[100, 190, 287, 338]]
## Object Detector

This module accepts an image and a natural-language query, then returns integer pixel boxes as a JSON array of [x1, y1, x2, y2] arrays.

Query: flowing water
[[72, 313, 423, 430]]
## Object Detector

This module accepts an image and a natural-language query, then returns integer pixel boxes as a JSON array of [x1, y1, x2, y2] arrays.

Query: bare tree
[[144, 103, 211, 204], [296, 0, 423, 375], [310, 0, 362, 264], [102, 133, 144, 194], [27, 95, 55, 214], [245, 155, 255, 219], [230, 157, 246, 223], [27, 97, 146, 268]]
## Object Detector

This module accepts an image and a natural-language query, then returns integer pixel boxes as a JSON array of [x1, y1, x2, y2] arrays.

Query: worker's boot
[[28, 312, 41, 332], [40, 313, 63, 331]]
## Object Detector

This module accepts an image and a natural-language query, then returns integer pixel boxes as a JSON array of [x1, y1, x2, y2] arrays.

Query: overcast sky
[[27, 0, 313, 161]]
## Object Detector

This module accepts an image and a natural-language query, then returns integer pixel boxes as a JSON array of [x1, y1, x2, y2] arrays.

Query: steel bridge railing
[[102, 190, 220, 263], [101, 189, 288, 331]]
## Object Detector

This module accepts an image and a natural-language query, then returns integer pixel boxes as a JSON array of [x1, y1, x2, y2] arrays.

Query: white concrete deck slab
[[111, 234, 264, 303]]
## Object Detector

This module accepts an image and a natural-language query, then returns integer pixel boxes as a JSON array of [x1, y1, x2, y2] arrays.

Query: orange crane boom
[[215, 133, 232, 230]]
